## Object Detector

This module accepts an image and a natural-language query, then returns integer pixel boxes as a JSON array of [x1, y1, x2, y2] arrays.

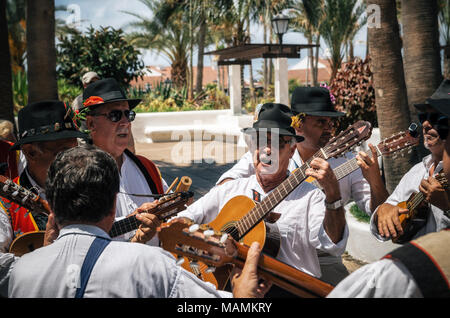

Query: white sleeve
[[216, 151, 255, 185], [175, 185, 225, 224], [308, 189, 349, 257], [327, 259, 423, 298]]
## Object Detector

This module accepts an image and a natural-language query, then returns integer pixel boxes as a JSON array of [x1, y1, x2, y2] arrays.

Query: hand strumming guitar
[[376, 203, 409, 239], [129, 201, 161, 244]]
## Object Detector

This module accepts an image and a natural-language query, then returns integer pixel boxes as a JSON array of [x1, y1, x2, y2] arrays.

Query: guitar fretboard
[[109, 215, 140, 238], [236, 145, 331, 239]]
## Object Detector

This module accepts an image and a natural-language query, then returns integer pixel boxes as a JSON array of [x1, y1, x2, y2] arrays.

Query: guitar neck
[[109, 214, 140, 238], [236, 147, 329, 239], [233, 243, 333, 298]]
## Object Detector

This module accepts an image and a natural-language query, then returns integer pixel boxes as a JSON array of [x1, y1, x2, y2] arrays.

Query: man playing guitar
[[175, 103, 349, 296], [371, 80, 450, 243]]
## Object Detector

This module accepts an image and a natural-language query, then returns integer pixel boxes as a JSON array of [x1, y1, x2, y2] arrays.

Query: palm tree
[[402, 0, 442, 119], [401, 0, 442, 160], [319, 0, 366, 81], [123, 0, 192, 89], [26, 0, 58, 103], [6, 0, 26, 74], [0, 0, 15, 126], [367, 0, 417, 192], [439, 0, 450, 78]]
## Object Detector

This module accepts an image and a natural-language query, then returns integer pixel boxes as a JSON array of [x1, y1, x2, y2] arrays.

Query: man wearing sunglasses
[[82, 78, 169, 246], [371, 79, 450, 243]]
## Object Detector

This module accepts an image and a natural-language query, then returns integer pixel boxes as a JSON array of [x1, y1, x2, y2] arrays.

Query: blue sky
[[55, 0, 368, 77]]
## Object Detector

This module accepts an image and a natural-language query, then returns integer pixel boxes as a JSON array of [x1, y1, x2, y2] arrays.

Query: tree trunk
[[314, 35, 320, 85], [26, 0, 58, 103], [0, 0, 15, 126], [195, 20, 207, 95], [367, 0, 418, 193], [401, 0, 442, 160]]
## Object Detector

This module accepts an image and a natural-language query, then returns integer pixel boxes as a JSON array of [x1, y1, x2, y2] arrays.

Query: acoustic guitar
[[158, 218, 334, 298], [0, 175, 51, 256], [2, 177, 193, 255], [180, 120, 371, 289], [307, 123, 421, 188], [392, 173, 449, 244]]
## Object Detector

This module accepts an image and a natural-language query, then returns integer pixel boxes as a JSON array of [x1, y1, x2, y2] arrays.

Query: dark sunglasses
[[92, 109, 136, 123], [418, 112, 449, 139]]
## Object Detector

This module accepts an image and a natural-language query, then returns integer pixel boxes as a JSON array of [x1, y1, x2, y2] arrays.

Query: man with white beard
[[370, 80, 450, 243]]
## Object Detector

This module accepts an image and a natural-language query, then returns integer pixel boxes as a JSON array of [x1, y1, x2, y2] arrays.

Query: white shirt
[[217, 149, 372, 214], [370, 154, 450, 241], [327, 258, 422, 298], [176, 175, 349, 278], [114, 152, 168, 245], [8, 225, 231, 298]]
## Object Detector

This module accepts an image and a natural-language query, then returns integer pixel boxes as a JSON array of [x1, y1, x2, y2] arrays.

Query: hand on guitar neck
[[129, 200, 162, 244]]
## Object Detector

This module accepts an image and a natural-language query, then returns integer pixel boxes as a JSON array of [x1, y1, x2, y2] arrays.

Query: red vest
[[0, 175, 40, 239], [0, 140, 19, 180]]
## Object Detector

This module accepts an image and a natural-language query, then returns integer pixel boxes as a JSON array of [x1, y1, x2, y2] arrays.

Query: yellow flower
[[291, 113, 305, 129]]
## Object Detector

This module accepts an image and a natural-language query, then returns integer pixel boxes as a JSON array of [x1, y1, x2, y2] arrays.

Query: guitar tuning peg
[[12, 190, 19, 197], [189, 224, 200, 233], [176, 256, 185, 266], [220, 233, 228, 244], [3, 184, 9, 192], [205, 266, 216, 273], [190, 261, 199, 270], [21, 195, 29, 204], [204, 230, 215, 238]]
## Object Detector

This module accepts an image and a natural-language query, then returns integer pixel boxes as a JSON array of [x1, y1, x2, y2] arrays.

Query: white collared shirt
[[370, 154, 450, 241], [176, 175, 349, 278], [217, 149, 372, 214], [114, 152, 168, 245], [8, 224, 231, 298]]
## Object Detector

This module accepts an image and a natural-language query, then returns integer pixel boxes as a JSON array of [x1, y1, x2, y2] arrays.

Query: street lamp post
[[271, 13, 290, 106], [271, 13, 290, 46]]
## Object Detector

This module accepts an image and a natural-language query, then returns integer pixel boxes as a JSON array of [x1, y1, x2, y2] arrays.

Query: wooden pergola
[[205, 43, 318, 114]]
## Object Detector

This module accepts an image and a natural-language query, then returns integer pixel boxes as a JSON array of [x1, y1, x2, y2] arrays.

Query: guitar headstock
[[324, 120, 372, 158], [377, 123, 420, 157], [153, 191, 194, 220], [436, 173, 450, 190], [158, 218, 237, 271], [0, 175, 49, 216]]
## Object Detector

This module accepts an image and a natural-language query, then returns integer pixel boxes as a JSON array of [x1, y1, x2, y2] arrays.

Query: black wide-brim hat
[[81, 77, 141, 111], [414, 79, 450, 112], [11, 100, 88, 150], [242, 103, 304, 142], [291, 86, 345, 117]]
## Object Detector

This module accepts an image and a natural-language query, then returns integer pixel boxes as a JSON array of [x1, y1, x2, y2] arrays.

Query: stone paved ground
[[135, 140, 366, 273]]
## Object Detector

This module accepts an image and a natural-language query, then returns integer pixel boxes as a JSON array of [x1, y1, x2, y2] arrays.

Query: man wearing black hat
[[176, 103, 348, 290], [326, 86, 450, 297], [371, 79, 450, 243], [81, 78, 169, 246], [0, 100, 86, 296], [216, 86, 388, 285]]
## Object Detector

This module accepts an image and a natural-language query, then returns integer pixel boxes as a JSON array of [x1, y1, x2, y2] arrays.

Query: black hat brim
[[242, 127, 304, 143], [413, 103, 428, 112], [80, 98, 142, 112], [427, 99, 450, 118], [11, 130, 88, 150], [292, 110, 345, 117]]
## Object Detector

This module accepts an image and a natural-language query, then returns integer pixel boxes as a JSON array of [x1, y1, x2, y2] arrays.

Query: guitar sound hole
[[222, 223, 240, 241]]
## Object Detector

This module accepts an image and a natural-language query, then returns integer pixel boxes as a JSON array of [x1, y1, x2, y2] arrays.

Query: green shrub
[[349, 203, 370, 223]]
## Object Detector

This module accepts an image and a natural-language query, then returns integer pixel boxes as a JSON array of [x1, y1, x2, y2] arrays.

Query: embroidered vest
[[383, 229, 450, 298], [0, 173, 46, 239]]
